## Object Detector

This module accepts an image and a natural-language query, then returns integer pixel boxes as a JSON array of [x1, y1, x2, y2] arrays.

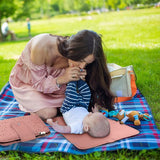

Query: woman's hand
[[79, 69, 87, 81], [57, 67, 87, 85]]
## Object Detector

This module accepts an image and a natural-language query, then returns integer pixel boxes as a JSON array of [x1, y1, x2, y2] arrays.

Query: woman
[[9, 30, 115, 120]]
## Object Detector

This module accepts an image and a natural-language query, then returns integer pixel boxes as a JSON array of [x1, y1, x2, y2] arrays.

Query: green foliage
[[0, 0, 17, 40], [1, 0, 159, 22], [0, 0, 16, 19], [107, 0, 121, 10], [13, 0, 34, 20]]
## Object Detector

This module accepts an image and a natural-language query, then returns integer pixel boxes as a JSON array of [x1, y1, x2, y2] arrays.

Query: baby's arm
[[46, 119, 71, 134]]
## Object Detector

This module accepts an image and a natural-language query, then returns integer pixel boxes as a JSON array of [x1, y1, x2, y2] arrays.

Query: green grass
[[0, 8, 160, 159], [0, 149, 160, 160]]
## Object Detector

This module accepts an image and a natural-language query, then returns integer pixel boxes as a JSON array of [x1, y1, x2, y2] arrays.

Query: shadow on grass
[[0, 37, 31, 44], [0, 57, 16, 90], [0, 31, 75, 44]]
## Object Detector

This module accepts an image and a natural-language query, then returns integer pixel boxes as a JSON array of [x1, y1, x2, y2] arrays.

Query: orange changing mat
[[53, 117, 139, 149]]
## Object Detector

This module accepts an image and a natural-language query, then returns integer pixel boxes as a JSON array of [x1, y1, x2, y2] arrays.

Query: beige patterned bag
[[107, 63, 137, 102]]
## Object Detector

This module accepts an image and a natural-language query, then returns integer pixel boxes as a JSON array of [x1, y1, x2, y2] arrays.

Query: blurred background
[[0, 0, 160, 41]]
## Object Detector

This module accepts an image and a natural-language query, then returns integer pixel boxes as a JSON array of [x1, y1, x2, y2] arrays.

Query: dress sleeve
[[14, 35, 66, 94], [32, 75, 64, 93], [30, 66, 66, 94]]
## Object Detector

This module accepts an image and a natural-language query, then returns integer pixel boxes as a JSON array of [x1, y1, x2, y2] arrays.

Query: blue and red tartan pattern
[[0, 82, 160, 154]]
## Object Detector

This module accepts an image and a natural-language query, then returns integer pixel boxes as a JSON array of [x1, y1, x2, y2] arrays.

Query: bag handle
[[11, 120, 36, 142], [110, 68, 127, 77], [110, 65, 137, 80]]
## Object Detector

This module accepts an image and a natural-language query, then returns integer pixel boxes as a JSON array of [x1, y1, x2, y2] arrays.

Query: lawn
[[0, 8, 160, 159]]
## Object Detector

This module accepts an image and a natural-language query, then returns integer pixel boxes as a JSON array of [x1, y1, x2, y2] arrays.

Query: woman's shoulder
[[30, 34, 57, 65], [32, 33, 56, 45]]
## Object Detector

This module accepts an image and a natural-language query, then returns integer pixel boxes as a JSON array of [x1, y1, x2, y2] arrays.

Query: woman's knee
[[35, 108, 57, 120]]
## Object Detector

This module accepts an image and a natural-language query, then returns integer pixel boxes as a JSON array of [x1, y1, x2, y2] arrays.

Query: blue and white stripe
[[60, 80, 91, 114]]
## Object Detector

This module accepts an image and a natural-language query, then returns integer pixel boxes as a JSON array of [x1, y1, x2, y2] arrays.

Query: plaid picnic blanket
[[0, 82, 160, 154]]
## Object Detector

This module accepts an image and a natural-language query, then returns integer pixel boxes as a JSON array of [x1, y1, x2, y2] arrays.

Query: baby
[[47, 79, 110, 138]]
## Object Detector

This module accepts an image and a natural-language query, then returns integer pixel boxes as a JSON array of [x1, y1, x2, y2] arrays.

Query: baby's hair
[[88, 114, 110, 138]]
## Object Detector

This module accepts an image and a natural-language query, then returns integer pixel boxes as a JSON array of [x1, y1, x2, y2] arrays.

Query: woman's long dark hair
[[57, 30, 115, 111]]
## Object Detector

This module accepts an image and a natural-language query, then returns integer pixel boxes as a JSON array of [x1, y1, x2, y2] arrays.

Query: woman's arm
[[29, 35, 82, 92]]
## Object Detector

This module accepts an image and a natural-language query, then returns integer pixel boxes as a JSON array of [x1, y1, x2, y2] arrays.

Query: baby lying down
[[47, 80, 110, 138]]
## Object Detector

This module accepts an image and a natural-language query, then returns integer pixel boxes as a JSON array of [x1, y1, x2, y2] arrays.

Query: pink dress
[[9, 35, 66, 112]]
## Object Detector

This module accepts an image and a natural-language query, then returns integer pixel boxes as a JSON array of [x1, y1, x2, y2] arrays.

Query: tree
[[13, 0, 34, 20], [0, 0, 17, 41], [141, 0, 159, 4], [107, 0, 121, 10]]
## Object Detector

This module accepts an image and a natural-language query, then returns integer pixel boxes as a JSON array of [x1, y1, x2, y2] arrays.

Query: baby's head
[[83, 112, 110, 138]]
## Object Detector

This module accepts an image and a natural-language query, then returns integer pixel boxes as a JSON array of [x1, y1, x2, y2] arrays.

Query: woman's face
[[68, 54, 95, 69]]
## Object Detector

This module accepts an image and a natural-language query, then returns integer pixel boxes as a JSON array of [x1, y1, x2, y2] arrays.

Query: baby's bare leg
[[35, 108, 57, 120]]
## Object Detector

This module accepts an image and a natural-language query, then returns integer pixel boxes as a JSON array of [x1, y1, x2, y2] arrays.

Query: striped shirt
[[60, 79, 91, 114]]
